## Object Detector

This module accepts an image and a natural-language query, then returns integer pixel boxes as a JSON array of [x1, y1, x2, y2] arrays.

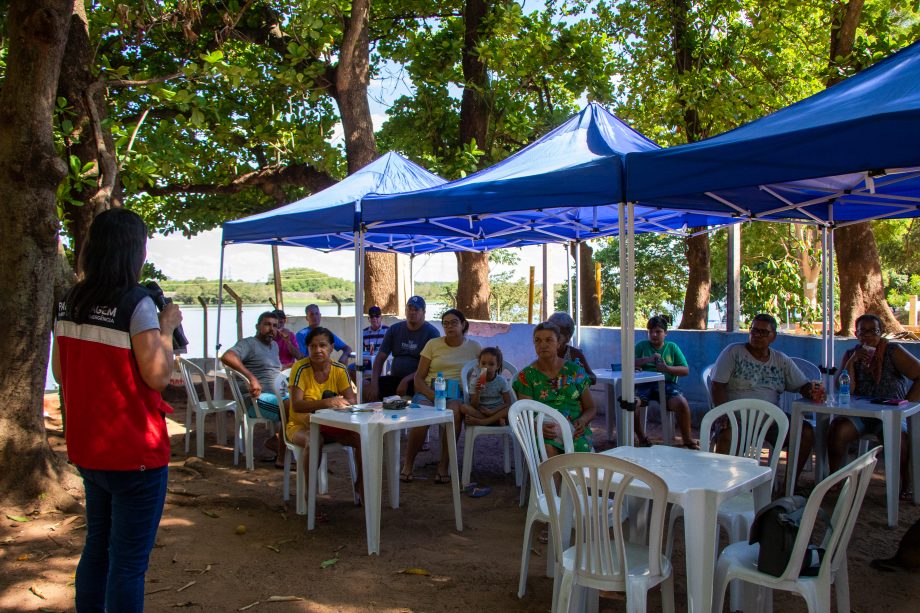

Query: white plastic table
[[594, 368, 666, 446], [602, 445, 772, 613], [788, 397, 920, 526], [306, 404, 463, 555]]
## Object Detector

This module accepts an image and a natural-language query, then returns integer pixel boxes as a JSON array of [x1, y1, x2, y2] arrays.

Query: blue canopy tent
[[625, 39, 920, 374]]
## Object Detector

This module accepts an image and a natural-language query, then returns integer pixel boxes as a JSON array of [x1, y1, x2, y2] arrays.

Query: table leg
[[605, 382, 617, 445], [306, 423, 321, 530], [362, 426, 383, 555], [910, 415, 920, 505], [813, 412, 830, 484], [786, 409, 802, 498], [657, 378, 667, 443], [681, 489, 720, 613], [883, 411, 900, 527], [444, 420, 464, 532], [385, 430, 400, 508]]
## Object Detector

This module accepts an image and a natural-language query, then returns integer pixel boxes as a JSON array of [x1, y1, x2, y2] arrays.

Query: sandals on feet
[[399, 470, 414, 483], [900, 490, 913, 502], [434, 473, 450, 484]]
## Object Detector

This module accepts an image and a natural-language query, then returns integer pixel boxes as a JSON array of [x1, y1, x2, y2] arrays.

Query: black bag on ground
[[749, 495, 827, 577]]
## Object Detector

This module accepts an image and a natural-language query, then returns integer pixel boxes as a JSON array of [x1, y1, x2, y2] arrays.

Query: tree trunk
[[825, 0, 899, 333], [455, 252, 490, 318], [668, 0, 711, 330], [0, 0, 80, 508], [834, 223, 899, 333], [57, 0, 121, 274], [679, 231, 711, 329], [454, 0, 492, 319], [793, 224, 821, 306], [331, 0, 397, 314], [577, 243, 601, 325]]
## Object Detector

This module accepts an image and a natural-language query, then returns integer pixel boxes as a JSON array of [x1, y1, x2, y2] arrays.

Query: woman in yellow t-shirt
[[402, 309, 481, 483], [288, 327, 362, 501]]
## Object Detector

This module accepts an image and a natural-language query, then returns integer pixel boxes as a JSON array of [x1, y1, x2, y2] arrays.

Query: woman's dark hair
[[479, 346, 504, 373], [647, 315, 669, 331], [442, 308, 469, 334], [534, 321, 562, 341], [855, 313, 884, 334], [305, 326, 335, 348], [68, 208, 148, 323]]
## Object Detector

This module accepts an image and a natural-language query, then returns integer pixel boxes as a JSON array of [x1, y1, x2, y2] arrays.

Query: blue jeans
[[76, 466, 168, 613]]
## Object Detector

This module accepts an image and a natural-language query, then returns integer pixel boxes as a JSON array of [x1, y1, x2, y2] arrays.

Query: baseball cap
[[368, 305, 382, 317], [406, 296, 426, 310]]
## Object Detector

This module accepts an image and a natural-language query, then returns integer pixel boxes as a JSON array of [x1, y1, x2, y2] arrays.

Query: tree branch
[[138, 163, 335, 198]]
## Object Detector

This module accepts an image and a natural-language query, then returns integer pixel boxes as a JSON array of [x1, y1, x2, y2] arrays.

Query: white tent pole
[[821, 226, 829, 371], [409, 253, 415, 298], [828, 205, 836, 372], [542, 244, 549, 321], [566, 242, 573, 315], [574, 240, 582, 346], [354, 202, 365, 401], [215, 244, 226, 374]]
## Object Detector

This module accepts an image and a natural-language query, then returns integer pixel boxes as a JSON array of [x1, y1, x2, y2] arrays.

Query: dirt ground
[[2, 390, 919, 612]]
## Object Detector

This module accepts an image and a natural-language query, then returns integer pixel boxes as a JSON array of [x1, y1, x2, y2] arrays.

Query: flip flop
[[900, 490, 913, 502], [434, 473, 450, 484], [465, 485, 491, 498], [400, 470, 414, 483]]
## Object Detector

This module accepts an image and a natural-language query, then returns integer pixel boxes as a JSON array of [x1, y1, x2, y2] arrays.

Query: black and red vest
[[55, 286, 172, 471]]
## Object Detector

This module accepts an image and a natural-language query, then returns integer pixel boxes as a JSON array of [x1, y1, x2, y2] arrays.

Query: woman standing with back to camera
[[52, 208, 182, 612]]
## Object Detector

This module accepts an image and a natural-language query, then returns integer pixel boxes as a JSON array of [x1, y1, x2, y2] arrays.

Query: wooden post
[[197, 296, 209, 358], [527, 266, 535, 324], [222, 284, 244, 341], [331, 294, 342, 316], [595, 261, 602, 304], [271, 245, 283, 310], [911, 295, 918, 327]]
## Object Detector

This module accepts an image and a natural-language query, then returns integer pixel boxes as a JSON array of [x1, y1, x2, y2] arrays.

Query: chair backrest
[[460, 358, 520, 403], [508, 400, 574, 504], [701, 363, 715, 410], [776, 447, 879, 582], [785, 357, 821, 414], [225, 366, 267, 420], [538, 452, 670, 584], [179, 358, 212, 410], [271, 376, 296, 449], [700, 398, 789, 479]]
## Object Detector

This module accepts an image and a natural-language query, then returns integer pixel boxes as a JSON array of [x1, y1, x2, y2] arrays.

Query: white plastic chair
[[459, 359, 522, 488], [508, 399, 574, 598], [539, 452, 675, 613], [273, 379, 357, 515], [224, 366, 278, 470], [179, 358, 237, 458], [714, 447, 880, 613], [668, 399, 789, 557], [701, 363, 715, 411]]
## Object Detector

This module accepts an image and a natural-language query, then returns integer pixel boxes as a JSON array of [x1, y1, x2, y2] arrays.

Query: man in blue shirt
[[295, 304, 353, 362]]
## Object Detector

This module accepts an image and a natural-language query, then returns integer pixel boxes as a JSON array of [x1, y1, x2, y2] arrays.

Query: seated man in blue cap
[[295, 303, 352, 363], [365, 296, 440, 401]]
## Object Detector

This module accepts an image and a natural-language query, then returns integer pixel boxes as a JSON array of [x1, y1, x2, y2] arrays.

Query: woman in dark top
[[52, 209, 182, 612], [827, 314, 920, 499]]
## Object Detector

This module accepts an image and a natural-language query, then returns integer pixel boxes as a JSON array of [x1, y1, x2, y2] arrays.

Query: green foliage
[[160, 267, 356, 304], [740, 256, 821, 330]]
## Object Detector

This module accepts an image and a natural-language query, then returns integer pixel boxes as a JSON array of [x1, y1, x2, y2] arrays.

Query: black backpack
[[749, 495, 828, 577]]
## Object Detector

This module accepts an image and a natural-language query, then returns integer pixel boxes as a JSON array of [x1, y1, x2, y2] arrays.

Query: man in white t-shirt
[[711, 313, 821, 490]]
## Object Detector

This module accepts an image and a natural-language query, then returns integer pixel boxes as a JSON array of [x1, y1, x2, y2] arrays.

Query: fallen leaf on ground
[[176, 581, 196, 592], [171, 602, 196, 607], [266, 545, 280, 553], [7, 514, 30, 522], [17, 553, 32, 561], [398, 567, 431, 576], [145, 587, 172, 596], [266, 596, 303, 602], [201, 510, 220, 518], [320, 557, 338, 569], [238, 601, 259, 611], [29, 586, 46, 599]]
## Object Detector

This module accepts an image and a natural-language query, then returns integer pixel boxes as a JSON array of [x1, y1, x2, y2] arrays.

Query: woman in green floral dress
[[513, 321, 597, 454]]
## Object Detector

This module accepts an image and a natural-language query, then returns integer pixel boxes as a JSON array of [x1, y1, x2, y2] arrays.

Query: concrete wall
[[310, 314, 920, 418]]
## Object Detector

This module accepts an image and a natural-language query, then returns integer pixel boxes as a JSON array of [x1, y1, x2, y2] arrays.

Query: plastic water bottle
[[434, 372, 447, 410], [838, 370, 851, 406]]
